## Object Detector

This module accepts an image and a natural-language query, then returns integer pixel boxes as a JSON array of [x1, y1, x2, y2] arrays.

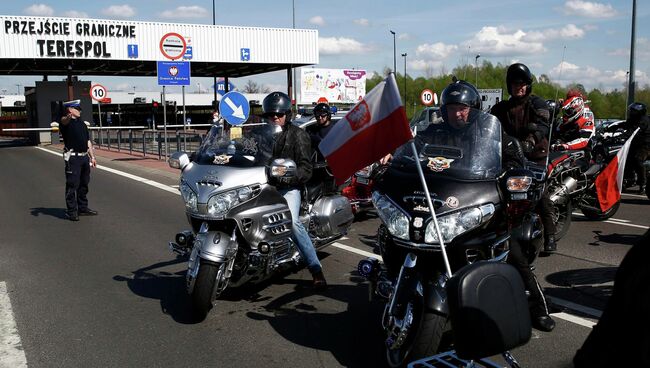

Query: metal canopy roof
[[0, 15, 318, 78]]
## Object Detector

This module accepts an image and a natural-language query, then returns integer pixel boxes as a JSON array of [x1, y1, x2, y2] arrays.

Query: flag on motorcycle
[[594, 128, 640, 212], [318, 74, 413, 184]]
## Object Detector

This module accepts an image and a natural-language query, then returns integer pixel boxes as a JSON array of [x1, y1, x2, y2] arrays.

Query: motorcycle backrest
[[446, 261, 531, 360]]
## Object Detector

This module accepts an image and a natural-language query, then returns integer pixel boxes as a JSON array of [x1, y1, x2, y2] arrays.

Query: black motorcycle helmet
[[440, 80, 481, 127], [262, 91, 292, 121], [627, 102, 647, 122], [506, 63, 533, 96], [313, 102, 331, 119]]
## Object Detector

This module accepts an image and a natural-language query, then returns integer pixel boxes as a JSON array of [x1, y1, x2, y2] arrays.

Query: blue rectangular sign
[[157, 61, 191, 86], [240, 48, 250, 61]]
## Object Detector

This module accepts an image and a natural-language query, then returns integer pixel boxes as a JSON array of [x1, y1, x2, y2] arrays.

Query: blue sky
[[1, 0, 648, 95]]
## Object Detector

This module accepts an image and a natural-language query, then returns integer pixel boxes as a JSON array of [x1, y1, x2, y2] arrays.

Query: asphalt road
[[0, 142, 648, 368]]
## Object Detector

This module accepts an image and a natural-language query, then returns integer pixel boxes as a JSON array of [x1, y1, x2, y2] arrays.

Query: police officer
[[263, 92, 327, 289], [60, 100, 98, 221], [491, 63, 558, 253]]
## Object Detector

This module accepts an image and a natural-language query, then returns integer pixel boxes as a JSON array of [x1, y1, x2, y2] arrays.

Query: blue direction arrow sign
[[157, 61, 191, 86], [219, 91, 249, 126]]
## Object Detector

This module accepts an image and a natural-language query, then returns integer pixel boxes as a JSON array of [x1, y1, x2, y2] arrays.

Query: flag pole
[[409, 141, 452, 278]]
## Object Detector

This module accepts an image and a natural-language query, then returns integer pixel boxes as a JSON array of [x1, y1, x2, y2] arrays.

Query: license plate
[[356, 177, 369, 185]]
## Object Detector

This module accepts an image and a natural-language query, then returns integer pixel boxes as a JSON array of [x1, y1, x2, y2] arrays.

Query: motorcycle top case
[[446, 261, 531, 360]]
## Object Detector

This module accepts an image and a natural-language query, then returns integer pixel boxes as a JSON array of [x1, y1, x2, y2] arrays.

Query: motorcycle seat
[[304, 182, 323, 203], [446, 261, 531, 360]]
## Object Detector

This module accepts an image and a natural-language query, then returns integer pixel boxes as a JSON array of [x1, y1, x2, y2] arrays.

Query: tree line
[[366, 61, 650, 120]]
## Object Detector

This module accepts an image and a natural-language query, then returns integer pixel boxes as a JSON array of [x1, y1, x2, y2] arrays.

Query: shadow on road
[[545, 266, 617, 313], [621, 197, 648, 205], [30, 207, 69, 220], [589, 230, 641, 247], [113, 256, 202, 325], [245, 274, 387, 368]]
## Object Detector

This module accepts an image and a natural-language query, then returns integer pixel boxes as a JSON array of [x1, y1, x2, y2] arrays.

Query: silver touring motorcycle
[[168, 123, 354, 319]]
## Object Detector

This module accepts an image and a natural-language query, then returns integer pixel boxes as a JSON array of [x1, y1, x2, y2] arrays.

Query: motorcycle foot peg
[[169, 241, 188, 256], [357, 258, 380, 279]]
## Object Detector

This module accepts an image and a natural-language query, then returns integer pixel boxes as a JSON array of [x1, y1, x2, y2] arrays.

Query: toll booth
[[24, 80, 92, 144]]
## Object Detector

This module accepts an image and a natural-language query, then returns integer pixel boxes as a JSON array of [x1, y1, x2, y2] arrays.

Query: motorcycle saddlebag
[[446, 261, 531, 360], [311, 195, 354, 238]]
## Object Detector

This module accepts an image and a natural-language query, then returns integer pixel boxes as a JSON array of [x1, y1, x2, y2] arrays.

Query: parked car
[[410, 106, 442, 133]]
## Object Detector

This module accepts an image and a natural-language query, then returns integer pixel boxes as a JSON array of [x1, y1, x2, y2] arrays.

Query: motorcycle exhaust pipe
[[549, 177, 578, 205]]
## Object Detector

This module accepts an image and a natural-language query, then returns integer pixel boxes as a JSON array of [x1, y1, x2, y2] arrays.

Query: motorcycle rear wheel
[[191, 261, 222, 320], [552, 199, 572, 241], [386, 307, 449, 368]]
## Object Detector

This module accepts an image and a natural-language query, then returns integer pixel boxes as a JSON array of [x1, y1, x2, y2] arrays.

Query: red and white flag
[[594, 128, 640, 212], [318, 74, 413, 184]]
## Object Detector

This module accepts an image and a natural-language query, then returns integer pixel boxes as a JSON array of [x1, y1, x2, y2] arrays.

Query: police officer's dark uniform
[[491, 63, 557, 253], [60, 100, 98, 221]]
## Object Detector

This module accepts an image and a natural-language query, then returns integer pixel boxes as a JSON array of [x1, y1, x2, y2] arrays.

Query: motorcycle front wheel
[[552, 199, 572, 241], [191, 261, 223, 320], [386, 305, 449, 367]]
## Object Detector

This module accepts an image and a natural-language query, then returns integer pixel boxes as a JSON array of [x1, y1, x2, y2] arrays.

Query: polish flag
[[594, 128, 640, 212], [318, 74, 413, 184]]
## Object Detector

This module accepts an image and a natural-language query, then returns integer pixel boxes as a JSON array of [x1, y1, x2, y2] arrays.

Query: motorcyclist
[[262, 91, 327, 289], [552, 89, 596, 154], [610, 102, 649, 194], [306, 102, 339, 194], [491, 63, 557, 253], [437, 80, 556, 332]]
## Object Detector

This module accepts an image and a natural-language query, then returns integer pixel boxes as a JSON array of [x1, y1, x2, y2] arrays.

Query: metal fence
[[92, 128, 206, 160]]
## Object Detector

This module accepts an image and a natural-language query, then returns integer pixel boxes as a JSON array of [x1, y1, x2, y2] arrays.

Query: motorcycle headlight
[[207, 186, 256, 216], [506, 176, 533, 192], [180, 181, 198, 212], [425, 204, 495, 244], [372, 192, 409, 240]]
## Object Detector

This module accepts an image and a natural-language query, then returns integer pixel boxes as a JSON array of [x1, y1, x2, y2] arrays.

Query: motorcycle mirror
[[169, 151, 190, 170], [270, 158, 297, 177]]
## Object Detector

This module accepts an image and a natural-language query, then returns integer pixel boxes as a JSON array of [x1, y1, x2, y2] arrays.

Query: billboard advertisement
[[478, 89, 503, 112], [300, 68, 366, 105]]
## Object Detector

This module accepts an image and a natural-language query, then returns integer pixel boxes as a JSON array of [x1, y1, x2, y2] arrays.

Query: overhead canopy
[[0, 15, 319, 78]]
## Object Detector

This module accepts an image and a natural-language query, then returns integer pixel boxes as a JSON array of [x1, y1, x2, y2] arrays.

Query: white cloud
[[309, 16, 325, 26], [548, 61, 649, 90], [524, 24, 585, 42], [102, 5, 136, 18], [415, 42, 457, 60], [398, 33, 411, 41], [562, 0, 617, 18], [408, 59, 444, 72], [24, 4, 54, 16], [353, 18, 369, 26], [319, 37, 370, 55], [160, 6, 209, 19], [63, 10, 89, 18], [464, 26, 546, 56], [608, 38, 650, 60], [583, 24, 598, 31]]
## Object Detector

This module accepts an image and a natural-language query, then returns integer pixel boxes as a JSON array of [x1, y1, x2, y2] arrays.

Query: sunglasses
[[264, 112, 285, 118], [316, 114, 329, 118]]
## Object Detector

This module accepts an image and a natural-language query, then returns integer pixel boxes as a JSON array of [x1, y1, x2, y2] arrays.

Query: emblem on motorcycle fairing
[[213, 154, 232, 165], [413, 217, 424, 228], [347, 100, 371, 131], [413, 205, 430, 212], [241, 137, 258, 155], [446, 196, 459, 208], [427, 157, 454, 172]]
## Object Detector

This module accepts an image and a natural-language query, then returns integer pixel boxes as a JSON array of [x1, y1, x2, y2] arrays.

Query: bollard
[[176, 131, 181, 152], [117, 130, 121, 151], [158, 132, 162, 160], [129, 130, 133, 155], [142, 130, 146, 157], [107, 130, 111, 151]]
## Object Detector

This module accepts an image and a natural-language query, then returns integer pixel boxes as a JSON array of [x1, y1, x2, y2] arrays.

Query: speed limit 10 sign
[[90, 84, 108, 102], [420, 89, 436, 106]]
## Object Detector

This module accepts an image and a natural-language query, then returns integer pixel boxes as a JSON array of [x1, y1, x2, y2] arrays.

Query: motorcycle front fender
[[194, 231, 238, 263], [423, 276, 449, 316], [512, 213, 543, 244]]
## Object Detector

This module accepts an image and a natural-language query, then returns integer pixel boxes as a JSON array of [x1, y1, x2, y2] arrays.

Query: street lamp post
[[15, 84, 21, 95], [401, 52, 407, 104], [212, 0, 218, 111], [475, 54, 481, 88], [390, 30, 396, 74]]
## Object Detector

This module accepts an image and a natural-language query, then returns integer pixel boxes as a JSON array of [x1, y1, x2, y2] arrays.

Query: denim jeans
[[279, 188, 322, 274]]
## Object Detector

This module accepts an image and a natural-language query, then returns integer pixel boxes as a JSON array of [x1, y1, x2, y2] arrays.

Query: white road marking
[[36, 147, 180, 196], [572, 212, 648, 230], [621, 192, 647, 199], [36, 145, 608, 330], [551, 312, 596, 329], [0, 282, 28, 368]]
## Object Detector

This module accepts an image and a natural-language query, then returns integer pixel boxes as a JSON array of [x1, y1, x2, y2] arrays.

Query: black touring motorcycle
[[358, 110, 544, 366]]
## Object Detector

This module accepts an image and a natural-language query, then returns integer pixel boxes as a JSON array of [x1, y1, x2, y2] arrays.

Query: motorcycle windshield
[[391, 108, 502, 180], [194, 123, 276, 167]]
